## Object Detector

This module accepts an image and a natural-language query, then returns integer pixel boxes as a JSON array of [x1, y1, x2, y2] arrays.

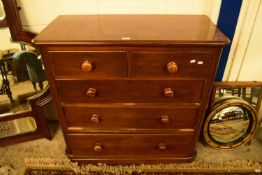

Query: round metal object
[[203, 97, 258, 150]]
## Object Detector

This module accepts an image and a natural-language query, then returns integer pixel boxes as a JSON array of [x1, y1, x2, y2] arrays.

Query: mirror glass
[[0, 52, 47, 116], [209, 106, 251, 144], [214, 87, 261, 109], [1, 30, 48, 140], [0, 117, 37, 139], [0, 1, 5, 20], [0, 48, 48, 116]]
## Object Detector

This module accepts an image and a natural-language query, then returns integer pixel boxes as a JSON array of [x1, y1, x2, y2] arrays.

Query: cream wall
[[222, 0, 262, 125], [0, 28, 20, 51], [16, 0, 222, 33], [236, 2, 262, 81], [0, 2, 20, 51], [0, 1, 4, 18], [1, 0, 222, 50], [223, 0, 262, 81]]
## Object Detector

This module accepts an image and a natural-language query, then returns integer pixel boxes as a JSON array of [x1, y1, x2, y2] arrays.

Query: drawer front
[[67, 134, 193, 157], [63, 106, 198, 130], [48, 51, 127, 79], [57, 80, 204, 103], [132, 51, 214, 78]]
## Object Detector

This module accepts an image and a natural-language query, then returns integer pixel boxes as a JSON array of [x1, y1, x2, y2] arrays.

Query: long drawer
[[131, 51, 214, 79], [63, 106, 198, 131], [57, 80, 204, 103], [48, 51, 127, 79], [67, 134, 194, 157]]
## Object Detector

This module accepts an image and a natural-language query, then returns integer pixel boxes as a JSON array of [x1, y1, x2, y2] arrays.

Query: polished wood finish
[[90, 114, 100, 124], [63, 106, 198, 131], [163, 88, 175, 98], [67, 134, 194, 157], [57, 80, 204, 103], [33, 15, 229, 164], [131, 51, 214, 79], [158, 143, 167, 150], [160, 115, 170, 124], [0, 87, 52, 146], [33, 15, 229, 45], [167, 62, 178, 74], [49, 51, 127, 79], [86, 88, 97, 98], [81, 60, 93, 72], [94, 143, 103, 152]]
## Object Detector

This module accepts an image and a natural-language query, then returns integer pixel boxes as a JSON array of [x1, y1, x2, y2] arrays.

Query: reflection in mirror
[[215, 87, 261, 109], [0, 0, 52, 145], [0, 1, 5, 20], [0, 49, 48, 116], [204, 86, 258, 150], [0, 117, 37, 139], [209, 106, 251, 144]]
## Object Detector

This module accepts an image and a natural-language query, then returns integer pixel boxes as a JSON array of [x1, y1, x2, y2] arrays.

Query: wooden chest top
[[32, 15, 229, 45]]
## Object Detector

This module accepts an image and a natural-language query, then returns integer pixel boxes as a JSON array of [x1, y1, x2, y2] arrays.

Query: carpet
[[22, 158, 262, 175], [0, 120, 17, 138]]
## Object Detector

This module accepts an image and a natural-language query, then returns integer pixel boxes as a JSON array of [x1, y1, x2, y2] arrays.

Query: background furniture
[[2, 51, 29, 83], [33, 15, 229, 164], [0, 57, 13, 101], [13, 51, 46, 90]]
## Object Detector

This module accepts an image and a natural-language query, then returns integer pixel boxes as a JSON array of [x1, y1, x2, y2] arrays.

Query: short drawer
[[131, 51, 214, 79], [57, 80, 204, 103], [48, 51, 127, 79], [63, 106, 198, 131], [67, 134, 194, 157]]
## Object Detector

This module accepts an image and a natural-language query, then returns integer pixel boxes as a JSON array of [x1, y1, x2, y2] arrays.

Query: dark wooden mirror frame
[[0, 0, 53, 145], [0, 0, 36, 44], [0, 88, 52, 146]]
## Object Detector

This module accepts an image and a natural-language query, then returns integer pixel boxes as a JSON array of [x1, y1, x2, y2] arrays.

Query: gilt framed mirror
[[203, 81, 262, 150]]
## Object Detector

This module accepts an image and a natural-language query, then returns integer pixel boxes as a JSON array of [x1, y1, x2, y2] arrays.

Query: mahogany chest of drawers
[[33, 15, 229, 164]]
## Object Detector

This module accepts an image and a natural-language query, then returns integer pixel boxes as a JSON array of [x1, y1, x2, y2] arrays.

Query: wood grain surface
[[34, 15, 229, 164], [33, 15, 229, 45]]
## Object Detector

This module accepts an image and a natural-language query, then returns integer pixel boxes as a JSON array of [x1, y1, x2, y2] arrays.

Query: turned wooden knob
[[81, 60, 93, 72], [90, 114, 100, 124], [94, 143, 103, 152], [160, 115, 170, 124], [86, 88, 97, 97], [167, 61, 178, 74], [163, 88, 174, 98], [158, 143, 167, 150]]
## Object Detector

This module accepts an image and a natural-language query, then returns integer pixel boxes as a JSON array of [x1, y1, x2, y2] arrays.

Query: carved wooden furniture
[[33, 15, 229, 164], [0, 87, 52, 146]]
